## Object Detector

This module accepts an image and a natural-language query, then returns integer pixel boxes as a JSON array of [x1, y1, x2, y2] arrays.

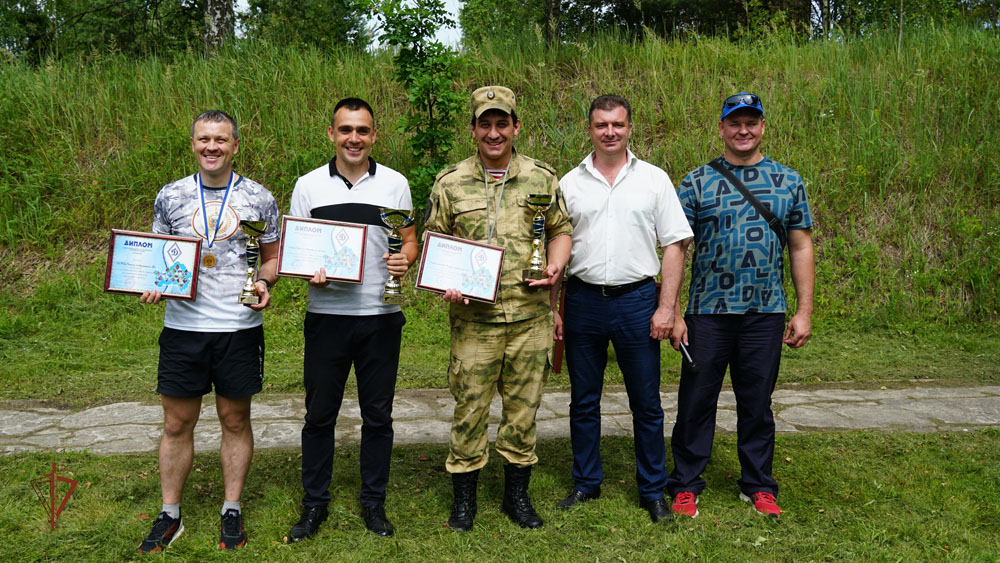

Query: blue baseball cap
[[720, 92, 764, 121]]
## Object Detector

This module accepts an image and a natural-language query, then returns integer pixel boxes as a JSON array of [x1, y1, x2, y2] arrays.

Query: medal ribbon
[[483, 160, 510, 246], [197, 171, 234, 249]]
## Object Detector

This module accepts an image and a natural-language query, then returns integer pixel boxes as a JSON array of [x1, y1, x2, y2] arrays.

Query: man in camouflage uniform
[[425, 85, 572, 531]]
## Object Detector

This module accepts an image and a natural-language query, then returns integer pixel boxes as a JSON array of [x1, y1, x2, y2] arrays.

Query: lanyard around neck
[[197, 171, 234, 249], [483, 159, 510, 245]]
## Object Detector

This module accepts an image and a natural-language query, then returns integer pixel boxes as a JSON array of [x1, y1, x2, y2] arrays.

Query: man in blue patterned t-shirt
[[667, 92, 815, 520]]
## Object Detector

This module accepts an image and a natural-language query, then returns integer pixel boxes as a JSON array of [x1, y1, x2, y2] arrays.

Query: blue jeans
[[667, 313, 784, 498], [563, 278, 666, 502]]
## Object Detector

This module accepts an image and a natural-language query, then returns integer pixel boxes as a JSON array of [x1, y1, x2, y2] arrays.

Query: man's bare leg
[[216, 395, 254, 502], [159, 395, 203, 504]]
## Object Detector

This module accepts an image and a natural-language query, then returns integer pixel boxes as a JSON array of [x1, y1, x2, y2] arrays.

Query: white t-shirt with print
[[153, 174, 279, 332]]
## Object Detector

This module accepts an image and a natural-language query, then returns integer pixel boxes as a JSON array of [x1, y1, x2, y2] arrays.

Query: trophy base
[[383, 292, 405, 305], [238, 294, 260, 305], [522, 268, 547, 281]]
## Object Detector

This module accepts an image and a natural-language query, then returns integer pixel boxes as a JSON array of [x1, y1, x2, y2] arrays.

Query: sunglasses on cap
[[724, 94, 760, 108]]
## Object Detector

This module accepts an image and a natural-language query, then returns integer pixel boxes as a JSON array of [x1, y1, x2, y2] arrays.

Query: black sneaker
[[139, 511, 184, 554], [219, 509, 247, 550]]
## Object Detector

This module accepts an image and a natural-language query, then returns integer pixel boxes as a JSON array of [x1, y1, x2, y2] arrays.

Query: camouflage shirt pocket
[[451, 197, 489, 240]]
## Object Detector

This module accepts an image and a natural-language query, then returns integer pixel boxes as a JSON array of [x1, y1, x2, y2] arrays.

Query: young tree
[[375, 0, 465, 215]]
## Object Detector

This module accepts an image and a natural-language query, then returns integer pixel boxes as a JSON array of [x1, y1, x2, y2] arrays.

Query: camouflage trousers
[[445, 314, 553, 473]]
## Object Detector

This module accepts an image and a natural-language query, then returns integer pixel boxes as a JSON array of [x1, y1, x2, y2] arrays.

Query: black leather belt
[[570, 277, 653, 297]]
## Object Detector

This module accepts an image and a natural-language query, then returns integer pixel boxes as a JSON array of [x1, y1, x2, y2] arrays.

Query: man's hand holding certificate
[[105, 230, 201, 300], [276, 216, 367, 283], [415, 232, 504, 304]]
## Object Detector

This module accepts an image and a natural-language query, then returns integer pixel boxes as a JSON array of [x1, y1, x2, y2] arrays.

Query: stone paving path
[[3, 385, 1000, 455]]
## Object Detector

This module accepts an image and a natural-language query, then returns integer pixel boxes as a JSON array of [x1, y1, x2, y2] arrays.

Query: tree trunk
[[821, 0, 831, 35], [204, 0, 234, 55]]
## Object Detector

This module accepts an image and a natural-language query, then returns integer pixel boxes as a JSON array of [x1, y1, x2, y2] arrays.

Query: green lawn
[[2, 432, 998, 561], [2, 261, 998, 409]]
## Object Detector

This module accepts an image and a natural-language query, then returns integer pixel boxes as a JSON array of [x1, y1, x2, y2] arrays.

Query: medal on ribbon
[[197, 171, 234, 267]]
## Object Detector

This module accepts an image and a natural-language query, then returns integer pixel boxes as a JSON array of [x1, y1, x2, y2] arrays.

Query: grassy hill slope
[[2, 26, 997, 326], [1, 27, 998, 405]]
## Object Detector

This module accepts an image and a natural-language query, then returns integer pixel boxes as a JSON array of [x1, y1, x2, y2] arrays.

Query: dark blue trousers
[[667, 313, 784, 498], [300, 311, 404, 509], [564, 278, 667, 502]]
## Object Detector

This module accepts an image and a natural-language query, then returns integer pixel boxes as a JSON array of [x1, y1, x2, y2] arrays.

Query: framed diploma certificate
[[276, 216, 367, 283], [104, 230, 201, 300], [416, 232, 505, 304]]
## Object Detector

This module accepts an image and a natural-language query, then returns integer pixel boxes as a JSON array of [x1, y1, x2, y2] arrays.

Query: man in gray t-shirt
[[138, 110, 279, 554]]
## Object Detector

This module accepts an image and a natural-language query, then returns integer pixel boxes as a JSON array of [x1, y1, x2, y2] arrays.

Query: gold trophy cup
[[238, 220, 268, 305], [522, 194, 553, 281], [379, 208, 414, 305]]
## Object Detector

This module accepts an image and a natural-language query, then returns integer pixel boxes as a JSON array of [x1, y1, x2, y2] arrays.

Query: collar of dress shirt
[[581, 148, 636, 186]]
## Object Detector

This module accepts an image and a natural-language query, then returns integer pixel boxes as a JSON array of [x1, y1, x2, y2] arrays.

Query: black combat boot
[[501, 464, 543, 529], [448, 469, 479, 531]]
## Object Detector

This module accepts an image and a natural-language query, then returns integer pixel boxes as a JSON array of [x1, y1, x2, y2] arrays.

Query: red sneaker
[[740, 492, 780, 517], [671, 491, 699, 518]]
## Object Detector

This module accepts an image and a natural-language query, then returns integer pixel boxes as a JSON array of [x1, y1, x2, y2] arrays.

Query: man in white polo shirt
[[554, 94, 692, 522], [284, 98, 417, 542]]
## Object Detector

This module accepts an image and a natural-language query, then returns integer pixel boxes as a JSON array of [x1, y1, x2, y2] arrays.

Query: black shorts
[[157, 325, 264, 399]]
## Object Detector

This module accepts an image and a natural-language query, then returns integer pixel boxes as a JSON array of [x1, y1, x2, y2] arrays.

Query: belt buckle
[[601, 286, 610, 297]]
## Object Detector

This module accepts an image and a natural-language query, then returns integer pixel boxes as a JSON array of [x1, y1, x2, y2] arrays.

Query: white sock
[[161, 503, 180, 519], [222, 500, 241, 516]]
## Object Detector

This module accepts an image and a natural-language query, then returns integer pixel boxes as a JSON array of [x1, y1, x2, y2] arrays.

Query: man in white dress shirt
[[554, 94, 692, 522]]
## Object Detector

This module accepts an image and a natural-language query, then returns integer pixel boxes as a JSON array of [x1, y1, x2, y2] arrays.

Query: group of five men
[[136, 86, 813, 553]]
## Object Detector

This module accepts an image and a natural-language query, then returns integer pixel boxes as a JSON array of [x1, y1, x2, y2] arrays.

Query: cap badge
[[487, 90, 495, 99]]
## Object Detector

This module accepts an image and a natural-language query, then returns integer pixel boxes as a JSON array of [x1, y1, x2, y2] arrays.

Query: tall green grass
[[1, 26, 998, 326]]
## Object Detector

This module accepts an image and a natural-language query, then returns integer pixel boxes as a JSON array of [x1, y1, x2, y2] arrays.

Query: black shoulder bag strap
[[707, 157, 787, 249]]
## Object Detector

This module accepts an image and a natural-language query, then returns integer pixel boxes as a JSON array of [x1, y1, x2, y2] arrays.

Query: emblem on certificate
[[104, 230, 201, 300], [522, 193, 553, 281], [238, 220, 268, 305], [379, 208, 414, 305]]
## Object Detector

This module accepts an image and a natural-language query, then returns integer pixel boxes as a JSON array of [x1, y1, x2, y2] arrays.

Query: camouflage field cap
[[472, 86, 516, 119]]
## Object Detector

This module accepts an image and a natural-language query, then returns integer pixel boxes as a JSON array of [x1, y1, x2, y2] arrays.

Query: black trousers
[[668, 313, 785, 498], [300, 311, 405, 508]]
